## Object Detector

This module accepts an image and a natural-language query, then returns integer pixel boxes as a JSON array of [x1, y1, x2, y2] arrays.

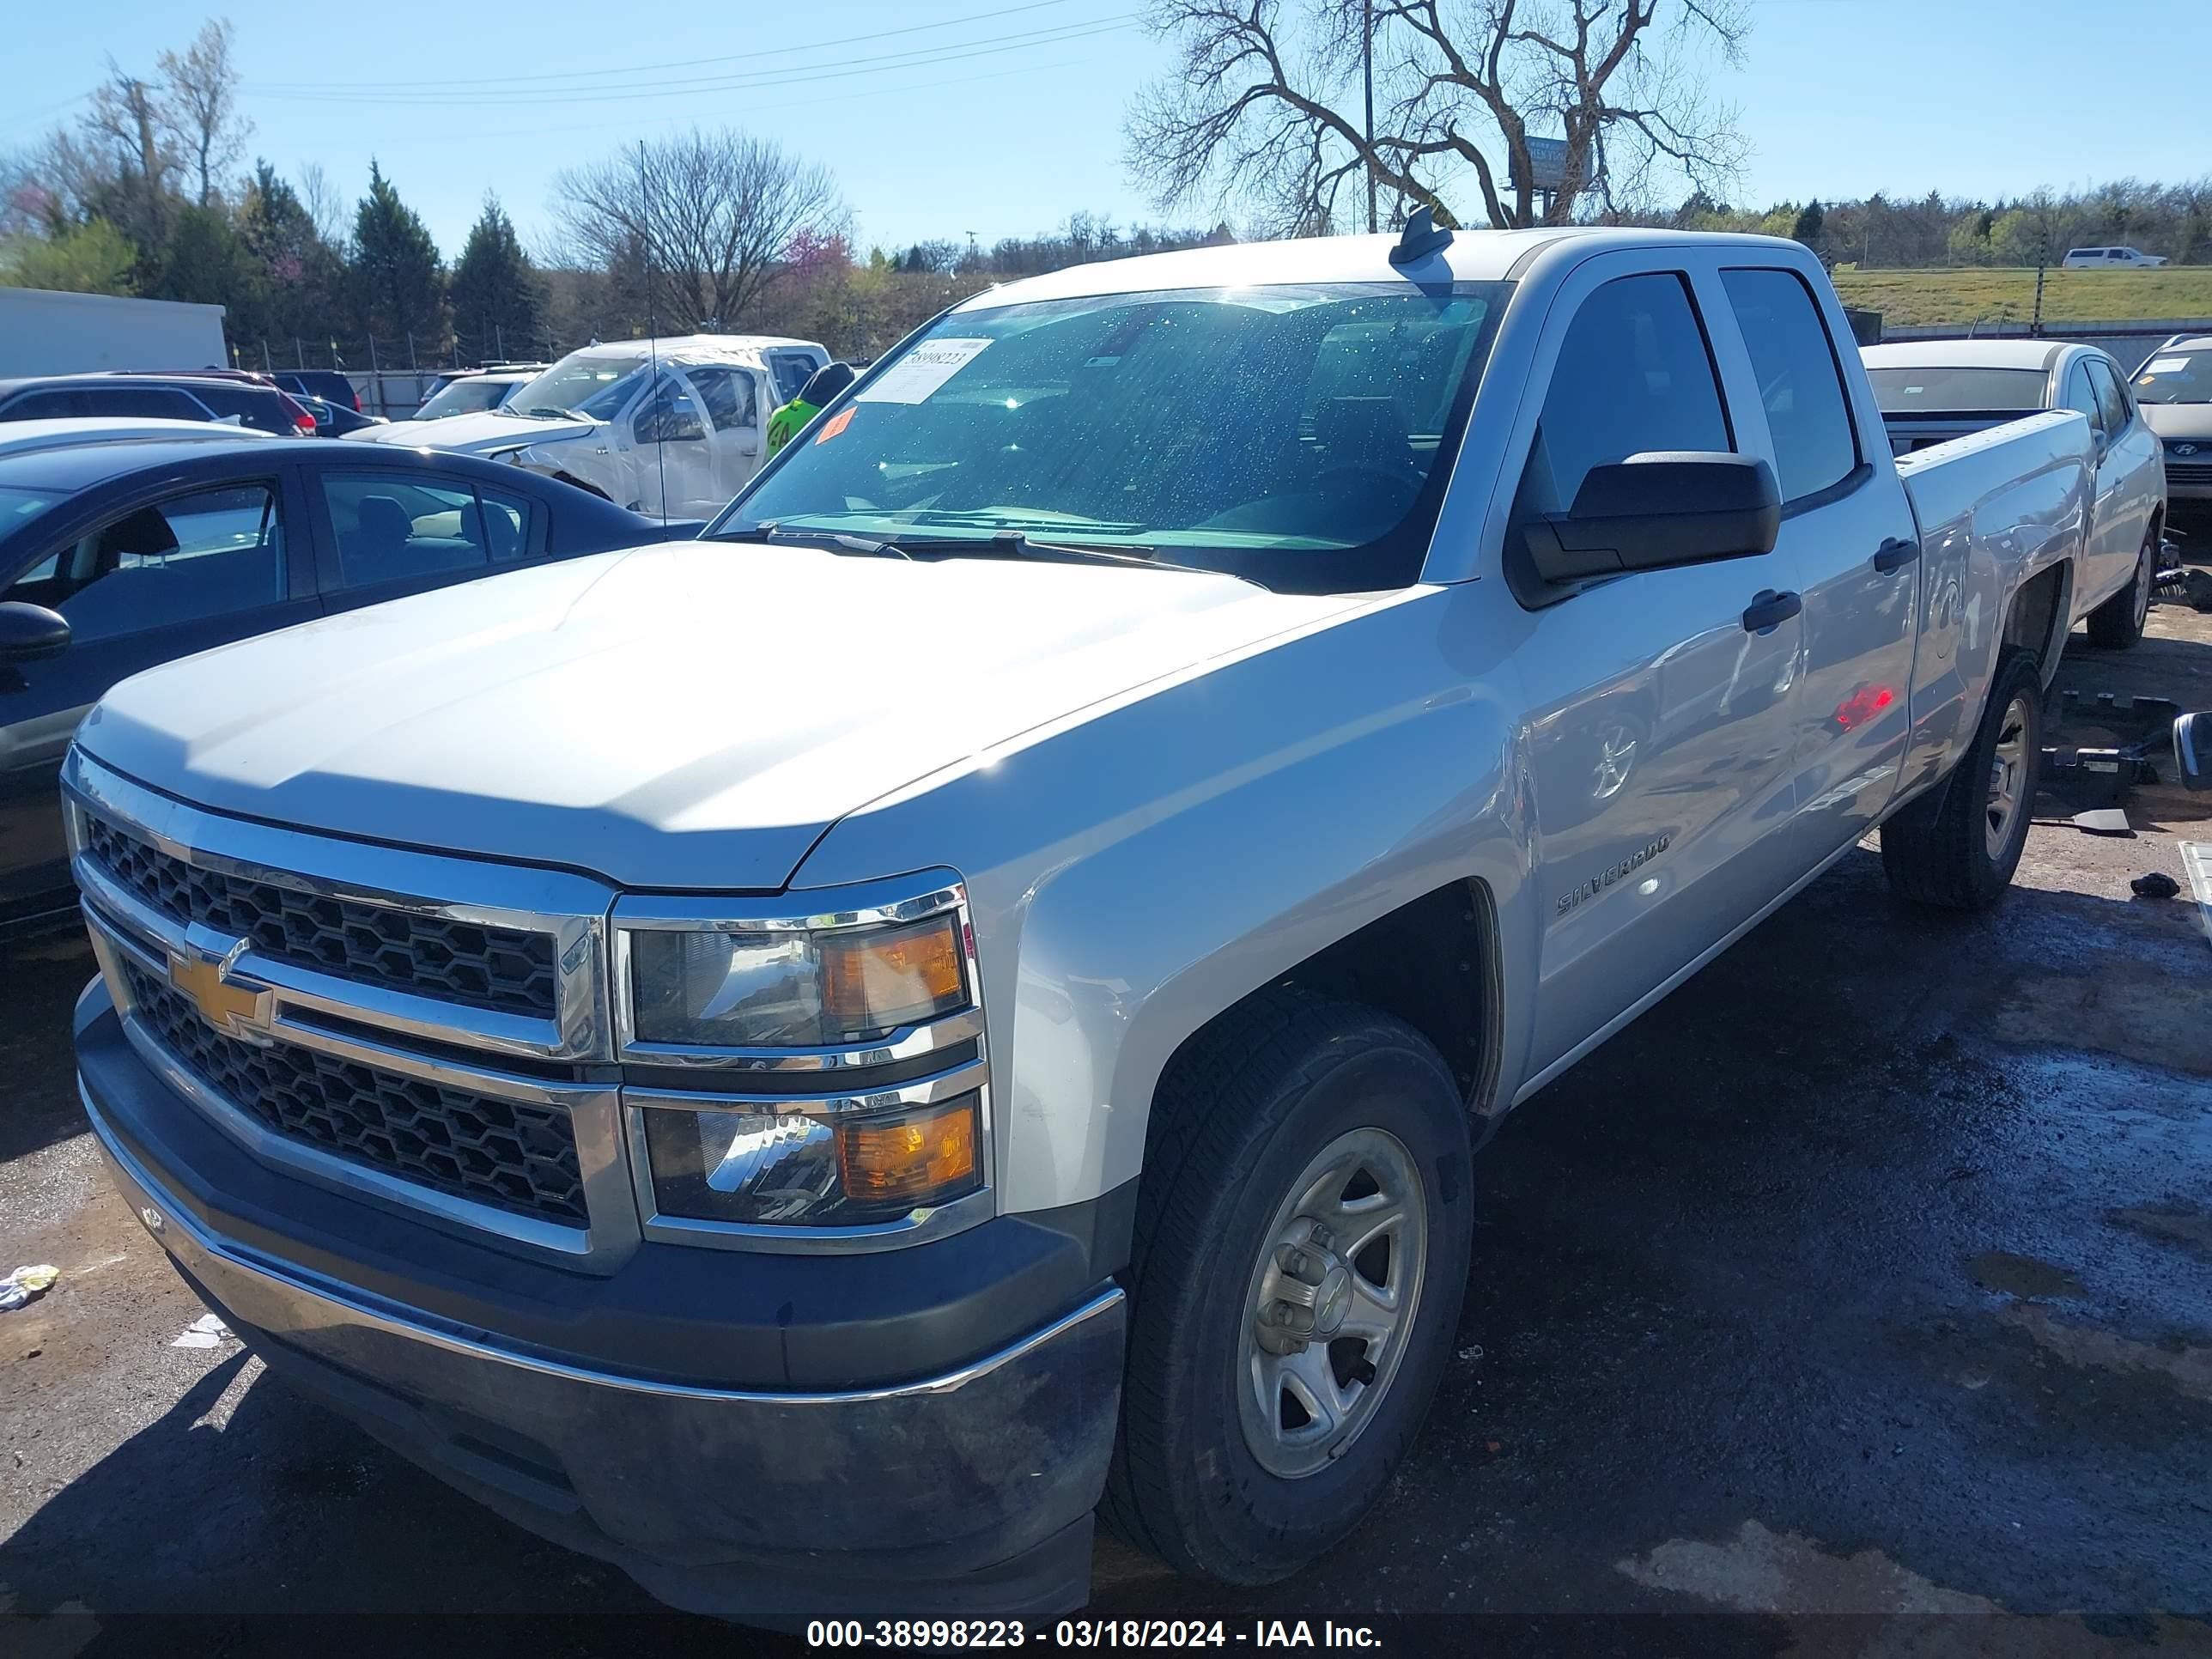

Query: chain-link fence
[[228, 327, 578, 415]]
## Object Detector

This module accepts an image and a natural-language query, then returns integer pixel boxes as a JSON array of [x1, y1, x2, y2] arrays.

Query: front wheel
[[2086, 529, 2157, 649], [1103, 991, 1474, 1584], [1880, 647, 2044, 910]]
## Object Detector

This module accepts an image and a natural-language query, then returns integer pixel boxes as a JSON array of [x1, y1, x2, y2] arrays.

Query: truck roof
[[572, 335, 824, 365], [1861, 340, 2070, 373], [950, 227, 1817, 309]]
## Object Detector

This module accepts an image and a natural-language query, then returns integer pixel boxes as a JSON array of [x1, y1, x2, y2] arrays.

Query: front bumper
[[77, 989, 1126, 1622]]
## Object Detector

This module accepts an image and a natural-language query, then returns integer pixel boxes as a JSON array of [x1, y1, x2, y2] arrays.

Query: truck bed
[[1880, 408, 2045, 457]]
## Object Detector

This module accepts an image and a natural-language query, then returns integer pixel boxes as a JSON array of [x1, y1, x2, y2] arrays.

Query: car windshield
[[414, 377, 515, 420], [0, 483, 61, 533], [508, 356, 648, 420], [1865, 366, 2049, 412], [713, 282, 1509, 594], [2131, 349, 2211, 405]]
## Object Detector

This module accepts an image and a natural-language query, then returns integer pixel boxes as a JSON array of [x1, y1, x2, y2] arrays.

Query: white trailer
[[0, 288, 228, 376]]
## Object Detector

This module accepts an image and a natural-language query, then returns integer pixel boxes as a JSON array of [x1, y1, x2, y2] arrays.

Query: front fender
[[796, 584, 1538, 1215]]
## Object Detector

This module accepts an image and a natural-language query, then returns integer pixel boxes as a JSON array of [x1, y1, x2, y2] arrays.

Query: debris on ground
[[171, 1311, 232, 1350], [0, 1263, 58, 1312], [2072, 808, 2134, 836], [2133, 872, 2182, 899]]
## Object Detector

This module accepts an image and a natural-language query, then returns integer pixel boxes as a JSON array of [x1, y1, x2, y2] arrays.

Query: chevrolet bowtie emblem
[[167, 945, 273, 1040]]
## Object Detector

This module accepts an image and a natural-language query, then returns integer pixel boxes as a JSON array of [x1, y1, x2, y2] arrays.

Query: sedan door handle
[[1741, 589, 1802, 634], [1872, 536, 1921, 574]]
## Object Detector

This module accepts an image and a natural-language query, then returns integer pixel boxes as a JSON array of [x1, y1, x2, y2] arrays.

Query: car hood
[[2142, 403, 2212, 442], [77, 544, 1368, 891], [347, 409, 595, 451]]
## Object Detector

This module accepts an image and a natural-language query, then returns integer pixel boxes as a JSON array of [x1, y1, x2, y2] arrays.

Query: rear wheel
[[1103, 991, 1474, 1584], [2086, 528, 2157, 649], [1880, 647, 2044, 910]]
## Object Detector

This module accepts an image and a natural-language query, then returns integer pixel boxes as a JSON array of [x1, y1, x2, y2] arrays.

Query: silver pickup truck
[[64, 226, 2100, 1623]]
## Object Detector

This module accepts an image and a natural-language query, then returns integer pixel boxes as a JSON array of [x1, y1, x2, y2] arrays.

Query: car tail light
[[280, 393, 317, 434]]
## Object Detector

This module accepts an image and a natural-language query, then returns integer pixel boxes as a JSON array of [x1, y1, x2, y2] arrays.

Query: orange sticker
[[814, 407, 857, 445]]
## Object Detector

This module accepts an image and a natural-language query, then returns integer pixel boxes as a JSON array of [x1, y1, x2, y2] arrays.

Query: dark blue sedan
[[0, 432, 671, 933]]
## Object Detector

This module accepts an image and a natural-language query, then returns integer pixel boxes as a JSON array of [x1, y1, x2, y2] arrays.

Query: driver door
[[629, 373, 716, 520], [682, 365, 766, 505]]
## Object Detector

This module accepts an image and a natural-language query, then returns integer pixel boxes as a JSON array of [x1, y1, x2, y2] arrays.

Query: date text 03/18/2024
[[805, 1620, 1386, 1649]]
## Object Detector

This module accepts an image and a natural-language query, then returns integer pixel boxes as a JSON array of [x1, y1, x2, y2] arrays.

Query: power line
[[244, 0, 1090, 93], [248, 16, 1136, 108]]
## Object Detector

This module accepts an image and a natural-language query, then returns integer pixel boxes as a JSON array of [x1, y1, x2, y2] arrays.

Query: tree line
[[3, 15, 2207, 384]]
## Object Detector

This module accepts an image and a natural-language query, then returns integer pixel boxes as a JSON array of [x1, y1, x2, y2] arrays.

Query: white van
[[2062, 246, 2169, 269], [352, 336, 829, 521]]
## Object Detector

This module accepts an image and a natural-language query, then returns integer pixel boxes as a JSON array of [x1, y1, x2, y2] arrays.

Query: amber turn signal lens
[[818, 914, 966, 1037], [836, 1095, 980, 1207]]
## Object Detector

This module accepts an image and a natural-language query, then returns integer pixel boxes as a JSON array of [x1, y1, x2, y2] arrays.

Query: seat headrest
[[354, 495, 412, 546]]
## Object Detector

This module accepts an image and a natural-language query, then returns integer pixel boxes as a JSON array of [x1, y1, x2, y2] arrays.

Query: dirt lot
[[3, 595, 2212, 1656]]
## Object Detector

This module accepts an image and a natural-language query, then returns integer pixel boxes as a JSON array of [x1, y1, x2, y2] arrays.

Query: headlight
[[638, 1091, 981, 1227], [628, 912, 966, 1048], [619, 887, 985, 1232]]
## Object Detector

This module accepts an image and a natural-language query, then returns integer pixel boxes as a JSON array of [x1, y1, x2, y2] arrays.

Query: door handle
[[1741, 589, 1802, 634], [1872, 536, 1921, 574]]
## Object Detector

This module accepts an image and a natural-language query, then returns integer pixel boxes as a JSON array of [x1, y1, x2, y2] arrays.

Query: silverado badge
[[1556, 834, 1674, 915]]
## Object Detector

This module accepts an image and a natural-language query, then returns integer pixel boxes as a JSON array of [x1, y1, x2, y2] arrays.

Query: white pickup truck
[[352, 336, 828, 520], [65, 225, 2100, 1623]]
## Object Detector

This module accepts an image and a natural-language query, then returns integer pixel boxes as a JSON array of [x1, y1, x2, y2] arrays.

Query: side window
[[2086, 358, 2130, 439], [4, 483, 283, 643], [322, 473, 490, 588], [2066, 365, 2106, 440], [685, 366, 757, 432], [633, 375, 707, 444], [86, 387, 208, 421], [2, 390, 87, 422], [1516, 271, 1731, 519], [1720, 267, 1860, 504], [477, 484, 533, 562]]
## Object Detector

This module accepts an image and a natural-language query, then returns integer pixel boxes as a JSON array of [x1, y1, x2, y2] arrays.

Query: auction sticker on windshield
[[857, 337, 994, 404]]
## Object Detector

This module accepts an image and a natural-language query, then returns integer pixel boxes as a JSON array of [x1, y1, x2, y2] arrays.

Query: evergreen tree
[[149, 201, 261, 325], [449, 194, 544, 361], [350, 160, 447, 350], [1790, 198, 1825, 248], [235, 161, 345, 349]]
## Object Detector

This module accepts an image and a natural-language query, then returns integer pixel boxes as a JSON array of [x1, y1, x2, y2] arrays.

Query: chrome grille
[[83, 814, 558, 1018], [121, 958, 587, 1224]]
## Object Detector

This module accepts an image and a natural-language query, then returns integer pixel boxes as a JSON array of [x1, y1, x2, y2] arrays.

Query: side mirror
[[1522, 453, 1781, 584], [2174, 711, 2212, 792], [0, 600, 70, 663]]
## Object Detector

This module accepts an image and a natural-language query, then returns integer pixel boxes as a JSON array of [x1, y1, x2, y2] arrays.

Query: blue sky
[[3, 0, 2198, 261]]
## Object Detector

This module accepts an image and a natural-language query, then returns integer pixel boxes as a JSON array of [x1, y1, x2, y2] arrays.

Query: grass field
[[1828, 265, 2212, 327]]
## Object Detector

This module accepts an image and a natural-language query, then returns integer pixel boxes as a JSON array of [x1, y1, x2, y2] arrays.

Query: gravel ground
[[3, 601, 2211, 1656]]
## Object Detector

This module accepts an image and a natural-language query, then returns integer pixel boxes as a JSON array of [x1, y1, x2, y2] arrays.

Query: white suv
[[2063, 246, 2169, 269]]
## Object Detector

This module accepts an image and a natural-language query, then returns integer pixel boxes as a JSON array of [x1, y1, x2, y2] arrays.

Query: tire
[[1103, 988, 1474, 1584], [1879, 647, 2043, 911], [2085, 528, 2157, 649]]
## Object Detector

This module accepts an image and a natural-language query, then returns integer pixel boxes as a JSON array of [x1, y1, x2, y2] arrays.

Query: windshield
[[508, 355, 648, 420], [1866, 366, 2049, 412], [413, 377, 514, 420], [0, 483, 61, 534], [2132, 349, 2211, 405], [714, 282, 1509, 593]]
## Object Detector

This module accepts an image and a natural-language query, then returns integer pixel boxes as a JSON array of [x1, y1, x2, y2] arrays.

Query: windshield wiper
[[896, 531, 1256, 584], [716, 523, 914, 561]]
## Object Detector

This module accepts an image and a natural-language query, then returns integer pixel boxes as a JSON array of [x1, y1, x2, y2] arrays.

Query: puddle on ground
[[1618, 1520, 2212, 1654], [1998, 1304, 2212, 1402], [1967, 1251, 2087, 1300], [1984, 962, 2212, 1074], [2111, 1206, 2212, 1258]]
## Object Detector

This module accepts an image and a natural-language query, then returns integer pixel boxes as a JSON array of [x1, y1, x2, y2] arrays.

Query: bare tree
[[157, 18, 252, 206], [1127, 0, 1747, 235], [551, 129, 843, 334], [77, 60, 179, 244], [295, 161, 348, 245]]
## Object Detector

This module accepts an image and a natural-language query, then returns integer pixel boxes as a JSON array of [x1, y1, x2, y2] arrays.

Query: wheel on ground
[[1879, 646, 2044, 910], [2085, 528, 2158, 649], [1103, 990, 1474, 1584]]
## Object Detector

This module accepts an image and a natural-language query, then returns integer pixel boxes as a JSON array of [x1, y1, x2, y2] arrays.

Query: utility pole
[[1363, 0, 1376, 234]]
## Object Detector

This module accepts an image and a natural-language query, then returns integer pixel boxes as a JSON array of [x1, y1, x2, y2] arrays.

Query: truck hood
[[77, 543, 1366, 891], [347, 409, 595, 451]]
